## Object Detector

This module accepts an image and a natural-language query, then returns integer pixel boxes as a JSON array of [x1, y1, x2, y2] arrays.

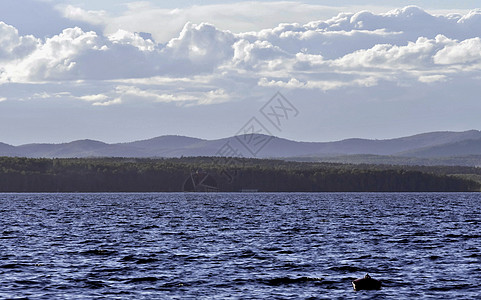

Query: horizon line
[[3, 129, 480, 147]]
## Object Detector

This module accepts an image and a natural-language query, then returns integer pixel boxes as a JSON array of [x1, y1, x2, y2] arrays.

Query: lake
[[1, 193, 480, 299]]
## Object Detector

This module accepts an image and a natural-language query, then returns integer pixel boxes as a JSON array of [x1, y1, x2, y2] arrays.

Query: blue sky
[[1, 0, 481, 145]]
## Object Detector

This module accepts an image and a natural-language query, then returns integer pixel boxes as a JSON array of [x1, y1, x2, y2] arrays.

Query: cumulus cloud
[[433, 37, 481, 65], [108, 30, 156, 52], [233, 39, 290, 68], [1, 5, 481, 106], [12, 27, 101, 81], [58, 1, 353, 43], [332, 35, 450, 69], [0, 22, 237, 82], [307, 6, 481, 41], [161, 23, 236, 75], [0, 22, 38, 61]]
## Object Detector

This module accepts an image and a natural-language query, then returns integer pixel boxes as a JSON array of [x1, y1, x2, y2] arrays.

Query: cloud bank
[[1, 5, 481, 106]]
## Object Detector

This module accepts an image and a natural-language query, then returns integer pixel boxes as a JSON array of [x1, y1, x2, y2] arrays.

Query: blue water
[[0, 193, 480, 299]]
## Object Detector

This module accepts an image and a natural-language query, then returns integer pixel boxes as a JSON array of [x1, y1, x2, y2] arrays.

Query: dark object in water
[[352, 274, 382, 291]]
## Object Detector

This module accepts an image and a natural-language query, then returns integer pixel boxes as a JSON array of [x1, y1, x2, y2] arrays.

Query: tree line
[[0, 156, 479, 192]]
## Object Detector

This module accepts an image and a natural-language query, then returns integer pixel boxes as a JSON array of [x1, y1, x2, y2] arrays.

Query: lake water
[[0, 193, 480, 299]]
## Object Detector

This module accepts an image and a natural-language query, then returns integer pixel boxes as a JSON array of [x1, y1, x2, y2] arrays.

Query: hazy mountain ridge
[[124, 135, 206, 150], [0, 142, 16, 156], [396, 138, 481, 158], [2, 131, 481, 165]]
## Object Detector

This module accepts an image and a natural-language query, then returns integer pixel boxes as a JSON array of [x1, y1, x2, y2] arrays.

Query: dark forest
[[0, 157, 479, 192]]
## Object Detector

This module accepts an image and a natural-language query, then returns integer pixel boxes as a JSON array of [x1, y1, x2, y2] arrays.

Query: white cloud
[[418, 75, 447, 83], [3, 3, 481, 145], [108, 29, 155, 51], [198, 89, 230, 105], [161, 22, 236, 75], [92, 97, 121, 106], [258, 75, 378, 90], [153, 93, 198, 103], [58, 2, 356, 43], [0, 22, 38, 61], [332, 35, 449, 69], [1, 5, 481, 105], [0, 22, 238, 82], [258, 77, 306, 89], [433, 37, 481, 65], [78, 93, 109, 102], [313, 6, 481, 41], [114, 85, 229, 105], [2, 27, 102, 82], [61, 5, 107, 27], [26, 91, 72, 100], [233, 39, 290, 66]]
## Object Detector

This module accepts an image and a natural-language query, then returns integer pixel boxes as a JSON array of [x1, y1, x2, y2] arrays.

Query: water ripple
[[0, 193, 480, 299]]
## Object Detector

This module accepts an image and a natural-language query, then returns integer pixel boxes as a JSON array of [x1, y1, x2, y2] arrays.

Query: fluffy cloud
[[332, 35, 450, 69], [58, 2, 352, 43], [232, 39, 291, 71], [1, 5, 481, 106], [108, 30, 156, 52], [0, 22, 237, 82], [0, 22, 38, 61], [433, 37, 481, 65], [8, 27, 102, 81], [306, 6, 481, 41], [161, 23, 236, 75]]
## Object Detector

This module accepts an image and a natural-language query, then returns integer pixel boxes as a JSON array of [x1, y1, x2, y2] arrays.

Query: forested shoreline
[[0, 156, 479, 192]]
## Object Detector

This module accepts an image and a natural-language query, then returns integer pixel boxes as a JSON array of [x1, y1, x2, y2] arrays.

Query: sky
[[1, 0, 481, 145]]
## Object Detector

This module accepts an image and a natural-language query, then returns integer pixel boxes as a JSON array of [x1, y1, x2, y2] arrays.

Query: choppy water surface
[[1, 193, 480, 299]]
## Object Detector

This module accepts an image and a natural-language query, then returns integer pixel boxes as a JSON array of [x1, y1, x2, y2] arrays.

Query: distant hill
[[396, 138, 481, 158], [13, 140, 149, 158], [301, 130, 481, 156], [125, 135, 205, 150], [0, 142, 16, 156], [2, 130, 481, 166]]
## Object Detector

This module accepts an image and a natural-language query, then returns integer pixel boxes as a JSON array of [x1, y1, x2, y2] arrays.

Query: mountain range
[[2, 130, 481, 166]]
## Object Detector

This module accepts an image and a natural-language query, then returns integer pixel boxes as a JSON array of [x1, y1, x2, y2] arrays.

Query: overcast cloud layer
[[1, 1, 481, 144]]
